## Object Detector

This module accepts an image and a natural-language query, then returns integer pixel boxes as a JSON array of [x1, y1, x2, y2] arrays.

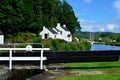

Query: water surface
[[90, 44, 120, 51]]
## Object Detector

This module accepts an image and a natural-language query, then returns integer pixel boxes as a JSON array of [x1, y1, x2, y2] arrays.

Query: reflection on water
[[90, 44, 120, 51]]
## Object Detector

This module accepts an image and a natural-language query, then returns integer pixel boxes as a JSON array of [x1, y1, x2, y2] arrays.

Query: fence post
[[9, 49, 12, 70], [40, 49, 43, 69]]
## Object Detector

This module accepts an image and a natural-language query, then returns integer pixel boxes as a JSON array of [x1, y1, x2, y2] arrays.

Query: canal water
[[90, 44, 120, 51]]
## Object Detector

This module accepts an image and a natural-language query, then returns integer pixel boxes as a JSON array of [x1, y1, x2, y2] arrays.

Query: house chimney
[[63, 24, 66, 28], [57, 23, 60, 27], [43, 26, 46, 30]]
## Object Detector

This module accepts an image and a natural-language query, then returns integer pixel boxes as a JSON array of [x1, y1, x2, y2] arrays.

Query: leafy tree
[[0, 0, 80, 35], [0, 0, 42, 34], [59, 0, 80, 33], [41, 0, 59, 28], [0, 0, 23, 34]]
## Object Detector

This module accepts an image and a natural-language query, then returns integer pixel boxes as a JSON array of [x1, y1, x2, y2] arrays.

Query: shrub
[[42, 39, 91, 51]]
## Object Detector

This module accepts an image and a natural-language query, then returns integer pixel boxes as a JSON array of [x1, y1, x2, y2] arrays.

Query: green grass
[[0, 50, 9, 53], [57, 74, 120, 80], [64, 61, 120, 70], [57, 61, 120, 80]]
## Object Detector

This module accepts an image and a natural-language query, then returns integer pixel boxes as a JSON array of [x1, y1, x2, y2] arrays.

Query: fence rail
[[0, 47, 50, 70]]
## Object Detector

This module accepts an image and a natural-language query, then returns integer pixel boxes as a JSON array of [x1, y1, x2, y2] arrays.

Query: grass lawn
[[64, 61, 120, 70], [57, 74, 120, 80], [57, 61, 120, 80]]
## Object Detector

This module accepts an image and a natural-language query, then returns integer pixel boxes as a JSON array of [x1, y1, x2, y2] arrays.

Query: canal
[[90, 44, 120, 51]]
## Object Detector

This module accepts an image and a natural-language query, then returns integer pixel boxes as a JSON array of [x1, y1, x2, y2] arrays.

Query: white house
[[0, 30, 4, 44], [39, 23, 72, 42]]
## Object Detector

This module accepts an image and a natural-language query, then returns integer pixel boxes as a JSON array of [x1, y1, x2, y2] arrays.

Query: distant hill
[[75, 31, 120, 40]]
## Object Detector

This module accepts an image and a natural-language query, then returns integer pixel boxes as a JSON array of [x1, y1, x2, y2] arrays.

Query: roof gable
[[54, 28, 61, 32], [61, 26, 69, 31], [47, 28, 58, 34]]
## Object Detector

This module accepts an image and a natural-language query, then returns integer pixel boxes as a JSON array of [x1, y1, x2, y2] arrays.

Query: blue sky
[[67, 0, 120, 33]]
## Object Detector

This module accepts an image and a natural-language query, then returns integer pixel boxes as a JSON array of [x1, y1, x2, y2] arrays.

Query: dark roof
[[55, 28, 60, 32], [0, 30, 3, 35], [47, 28, 58, 34], [61, 26, 69, 31]]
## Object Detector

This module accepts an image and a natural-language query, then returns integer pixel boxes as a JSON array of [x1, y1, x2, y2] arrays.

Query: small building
[[39, 23, 72, 42], [0, 30, 4, 44], [40, 26, 58, 39]]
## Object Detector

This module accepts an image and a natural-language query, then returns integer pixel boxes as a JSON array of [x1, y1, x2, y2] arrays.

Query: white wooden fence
[[0, 47, 50, 70]]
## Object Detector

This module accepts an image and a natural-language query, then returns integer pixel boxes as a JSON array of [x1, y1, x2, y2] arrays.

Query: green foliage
[[51, 39, 60, 50], [75, 31, 120, 46], [75, 32, 120, 39], [41, 39, 54, 49], [42, 39, 91, 51], [0, 0, 80, 35], [0, 0, 42, 34], [32, 37, 42, 48], [6, 32, 40, 43], [59, 0, 80, 33], [7, 32, 43, 48]]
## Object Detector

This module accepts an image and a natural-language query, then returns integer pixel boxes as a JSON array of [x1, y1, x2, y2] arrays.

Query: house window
[[54, 35, 56, 38], [60, 31, 62, 35], [67, 34, 71, 37]]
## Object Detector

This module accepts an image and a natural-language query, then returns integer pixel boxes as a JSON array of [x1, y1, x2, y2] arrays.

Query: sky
[[67, 0, 120, 33]]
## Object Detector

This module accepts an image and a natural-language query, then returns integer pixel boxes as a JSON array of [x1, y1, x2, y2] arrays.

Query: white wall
[[40, 23, 72, 42], [56, 24, 72, 42], [0, 35, 4, 44], [40, 27, 56, 39]]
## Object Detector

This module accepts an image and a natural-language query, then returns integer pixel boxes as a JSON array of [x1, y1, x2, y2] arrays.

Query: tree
[[59, 0, 80, 33], [0, 0, 80, 35], [0, 0, 42, 34], [0, 0, 23, 34], [41, 0, 58, 28]]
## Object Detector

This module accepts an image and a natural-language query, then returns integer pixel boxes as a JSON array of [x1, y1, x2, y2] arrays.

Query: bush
[[6, 32, 91, 51], [42, 39, 91, 51], [32, 38, 42, 48]]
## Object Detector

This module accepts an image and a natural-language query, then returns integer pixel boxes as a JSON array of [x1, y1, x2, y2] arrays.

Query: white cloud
[[100, 28, 105, 32], [84, 0, 92, 3], [80, 20, 101, 32], [107, 24, 114, 30], [79, 19, 120, 33], [107, 24, 117, 31], [106, 24, 120, 33], [83, 25, 93, 31]]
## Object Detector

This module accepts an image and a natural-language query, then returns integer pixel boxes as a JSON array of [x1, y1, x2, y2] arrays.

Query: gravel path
[[27, 70, 68, 80]]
